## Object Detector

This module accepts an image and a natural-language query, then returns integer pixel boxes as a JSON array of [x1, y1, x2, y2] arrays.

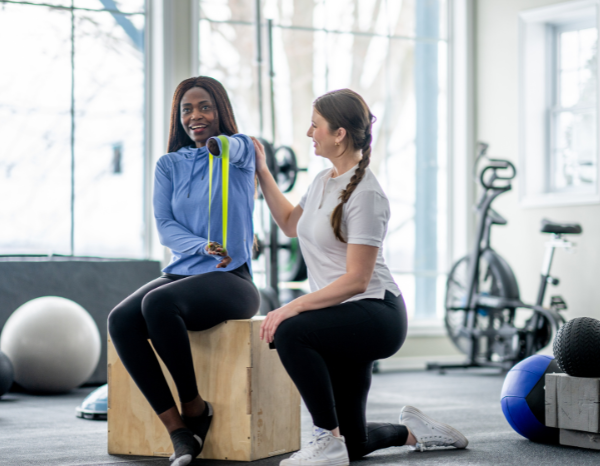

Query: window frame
[[548, 19, 597, 194], [519, 0, 600, 207], [0, 0, 150, 258], [195, 0, 455, 324]]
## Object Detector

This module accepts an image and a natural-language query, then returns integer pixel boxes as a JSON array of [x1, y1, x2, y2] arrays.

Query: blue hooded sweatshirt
[[153, 134, 255, 275]]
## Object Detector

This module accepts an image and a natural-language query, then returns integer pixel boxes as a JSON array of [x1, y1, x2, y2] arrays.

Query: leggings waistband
[[161, 262, 252, 282]]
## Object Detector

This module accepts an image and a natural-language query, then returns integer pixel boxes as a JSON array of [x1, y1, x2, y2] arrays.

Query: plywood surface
[[108, 318, 300, 461], [108, 320, 253, 460], [250, 317, 301, 459]]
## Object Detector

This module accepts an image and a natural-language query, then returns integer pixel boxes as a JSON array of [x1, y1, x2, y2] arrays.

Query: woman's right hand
[[250, 137, 268, 175], [206, 242, 232, 268]]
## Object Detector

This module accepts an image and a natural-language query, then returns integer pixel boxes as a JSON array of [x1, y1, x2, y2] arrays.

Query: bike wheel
[[445, 253, 516, 360]]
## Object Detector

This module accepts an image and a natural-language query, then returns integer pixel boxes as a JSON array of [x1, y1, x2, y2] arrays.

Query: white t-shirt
[[297, 166, 401, 302]]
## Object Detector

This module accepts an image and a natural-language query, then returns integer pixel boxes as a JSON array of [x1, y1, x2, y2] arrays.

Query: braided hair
[[314, 89, 376, 243], [167, 76, 239, 153]]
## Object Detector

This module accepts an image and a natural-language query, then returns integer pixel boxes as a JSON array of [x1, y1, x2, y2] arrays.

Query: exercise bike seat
[[540, 218, 582, 235]]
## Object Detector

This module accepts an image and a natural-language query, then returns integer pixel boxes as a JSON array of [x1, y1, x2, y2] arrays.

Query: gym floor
[[2, 369, 599, 466]]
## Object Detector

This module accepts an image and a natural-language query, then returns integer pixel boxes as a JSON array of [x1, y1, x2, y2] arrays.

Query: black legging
[[274, 290, 408, 460], [107, 263, 260, 414]]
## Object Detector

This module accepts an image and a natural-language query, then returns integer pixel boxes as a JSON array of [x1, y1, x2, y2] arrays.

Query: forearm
[[257, 166, 297, 236], [156, 219, 211, 256], [287, 273, 369, 313], [208, 134, 254, 170]]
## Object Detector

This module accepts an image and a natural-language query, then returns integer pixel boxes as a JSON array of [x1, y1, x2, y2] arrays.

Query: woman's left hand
[[260, 303, 301, 343], [207, 138, 220, 155]]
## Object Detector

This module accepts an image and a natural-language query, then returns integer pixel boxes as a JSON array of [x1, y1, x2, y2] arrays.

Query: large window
[[0, 0, 146, 258], [519, 0, 599, 207], [198, 0, 448, 321], [551, 21, 597, 193]]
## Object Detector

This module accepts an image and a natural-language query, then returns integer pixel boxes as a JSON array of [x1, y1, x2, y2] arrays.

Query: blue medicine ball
[[500, 354, 562, 443]]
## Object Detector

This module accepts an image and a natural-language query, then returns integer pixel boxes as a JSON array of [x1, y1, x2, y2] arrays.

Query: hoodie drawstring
[[187, 153, 199, 198]]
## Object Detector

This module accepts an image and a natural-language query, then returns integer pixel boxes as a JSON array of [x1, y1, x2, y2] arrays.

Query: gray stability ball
[[0, 296, 101, 393]]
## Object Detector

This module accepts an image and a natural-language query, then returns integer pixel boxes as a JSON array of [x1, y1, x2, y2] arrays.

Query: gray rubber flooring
[[1, 369, 599, 465]]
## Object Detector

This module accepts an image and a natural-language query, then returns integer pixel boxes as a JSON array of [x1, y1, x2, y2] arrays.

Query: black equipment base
[[426, 360, 510, 373]]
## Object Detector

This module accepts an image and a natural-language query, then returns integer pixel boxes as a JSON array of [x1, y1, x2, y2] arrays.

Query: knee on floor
[[345, 439, 367, 461]]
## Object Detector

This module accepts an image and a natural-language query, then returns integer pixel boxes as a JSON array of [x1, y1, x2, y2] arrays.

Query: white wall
[[476, 0, 600, 319]]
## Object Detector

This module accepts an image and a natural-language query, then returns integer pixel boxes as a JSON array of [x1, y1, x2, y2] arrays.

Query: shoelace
[[290, 428, 331, 459]]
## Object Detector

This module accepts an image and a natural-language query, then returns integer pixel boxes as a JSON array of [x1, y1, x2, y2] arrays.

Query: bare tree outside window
[[0, 1, 146, 258]]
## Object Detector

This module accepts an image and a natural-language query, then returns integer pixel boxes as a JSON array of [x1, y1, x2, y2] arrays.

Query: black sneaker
[[169, 427, 202, 466]]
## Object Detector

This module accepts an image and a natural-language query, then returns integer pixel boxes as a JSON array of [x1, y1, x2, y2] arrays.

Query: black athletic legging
[[274, 290, 408, 460], [107, 263, 260, 415]]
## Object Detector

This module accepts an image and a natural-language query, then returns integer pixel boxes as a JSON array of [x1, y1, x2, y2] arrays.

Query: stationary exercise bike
[[428, 143, 582, 371]]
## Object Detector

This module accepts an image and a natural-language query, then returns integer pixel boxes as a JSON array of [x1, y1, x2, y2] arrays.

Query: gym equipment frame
[[428, 143, 581, 371]]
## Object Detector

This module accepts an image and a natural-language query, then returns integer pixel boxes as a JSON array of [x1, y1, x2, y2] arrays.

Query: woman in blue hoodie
[[108, 76, 259, 466]]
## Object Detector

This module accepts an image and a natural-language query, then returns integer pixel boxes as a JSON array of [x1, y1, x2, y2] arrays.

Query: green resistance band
[[208, 135, 229, 251]]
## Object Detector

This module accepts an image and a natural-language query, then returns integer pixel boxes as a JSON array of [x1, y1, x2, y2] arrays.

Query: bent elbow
[[356, 280, 369, 294], [281, 226, 297, 238]]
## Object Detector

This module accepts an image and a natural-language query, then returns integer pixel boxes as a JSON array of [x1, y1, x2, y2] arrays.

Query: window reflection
[[0, 4, 72, 254], [75, 0, 145, 13], [0, 2, 146, 257], [73, 10, 145, 257], [552, 24, 597, 192], [199, 0, 448, 320]]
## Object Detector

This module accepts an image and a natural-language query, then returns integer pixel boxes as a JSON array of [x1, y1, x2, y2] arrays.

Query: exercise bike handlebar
[[479, 159, 517, 190]]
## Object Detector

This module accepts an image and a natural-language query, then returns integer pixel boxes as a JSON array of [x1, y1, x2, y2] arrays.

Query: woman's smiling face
[[307, 108, 339, 158], [180, 87, 220, 147]]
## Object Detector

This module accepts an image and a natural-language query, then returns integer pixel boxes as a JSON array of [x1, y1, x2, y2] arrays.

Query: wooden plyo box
[[545, 373, 600, 450], [107, 318, 301, 461]]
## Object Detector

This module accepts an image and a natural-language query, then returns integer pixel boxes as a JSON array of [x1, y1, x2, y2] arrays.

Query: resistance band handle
[[208, 135, 230, 251]]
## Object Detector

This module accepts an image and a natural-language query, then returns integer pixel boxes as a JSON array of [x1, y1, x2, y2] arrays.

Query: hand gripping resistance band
[[208, 135, 229, 250]]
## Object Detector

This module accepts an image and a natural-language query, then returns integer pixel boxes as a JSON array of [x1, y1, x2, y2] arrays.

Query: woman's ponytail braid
[[329, 110, 375, 243]]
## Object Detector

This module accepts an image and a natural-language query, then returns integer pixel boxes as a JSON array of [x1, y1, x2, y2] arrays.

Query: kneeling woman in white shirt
[[253, 89, 468, 466]]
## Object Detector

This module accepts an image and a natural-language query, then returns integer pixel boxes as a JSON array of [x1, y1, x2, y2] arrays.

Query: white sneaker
[[399, 406, 468, 452], [280, 426, 350, 466]]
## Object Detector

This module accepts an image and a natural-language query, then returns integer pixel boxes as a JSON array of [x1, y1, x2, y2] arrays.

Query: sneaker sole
[[280, 457, 349, 466], [400, 406, 468, 449]]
